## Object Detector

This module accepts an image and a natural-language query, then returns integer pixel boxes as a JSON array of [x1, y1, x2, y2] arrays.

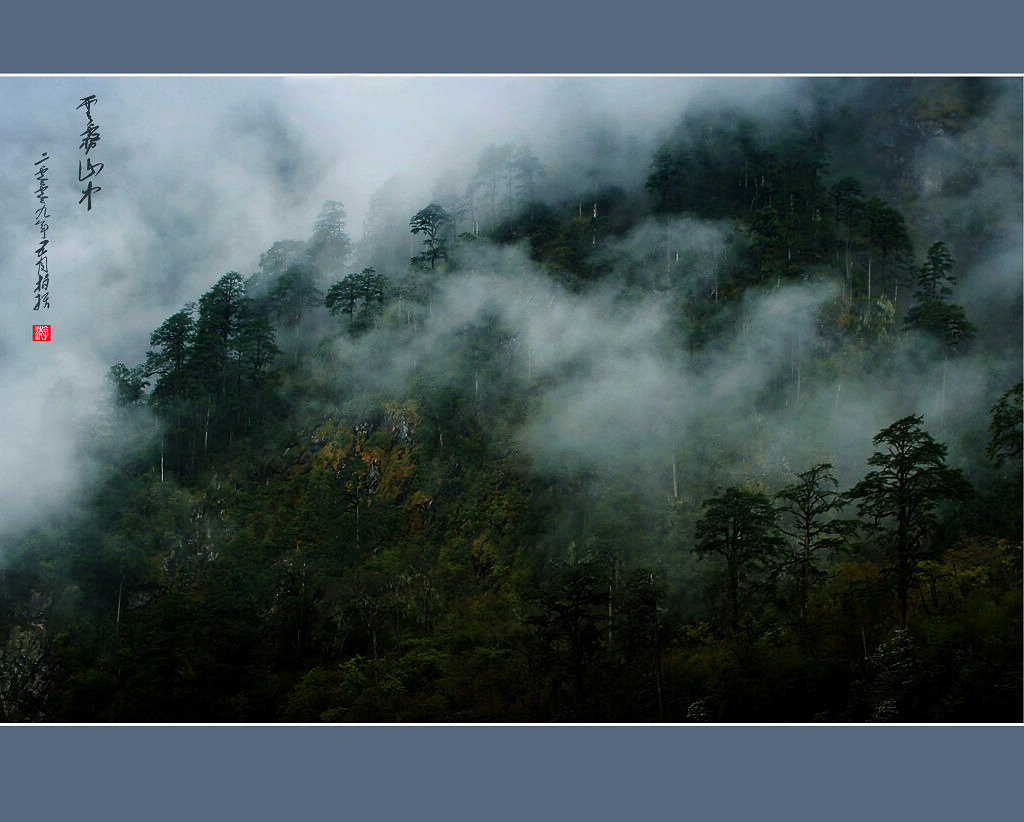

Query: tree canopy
[[410, 203, 452, 270], [694, 487, 784, 629], [1, 78, 1018, 724], [847, 415, 971, 628]]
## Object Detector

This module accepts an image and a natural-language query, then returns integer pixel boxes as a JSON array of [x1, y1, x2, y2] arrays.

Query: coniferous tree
[[234, 309, 279, 387], [904, 242, 976, 350], [325, 268, 391, 333], [829, 177, 865, 294], [847, 415, 971, 629], [258, 239, 308, 278], [308, 201, 353, 275], [987, 382, 1023, 467], [865, 197, 913, 302], [472, 145, 514, 228], [533, 559, 608, 715], [145, 306, 196, 405], [694, 487, 784, 630], [191, 272, 246, 397], [775, 463, 854, 623], [108, 363, 149, 408], [409, 204, 452, 270], [511, 144, 544, 211], [269, 263, 323, 328]]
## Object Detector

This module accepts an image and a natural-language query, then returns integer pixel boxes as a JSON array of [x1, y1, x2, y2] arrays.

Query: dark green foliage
[[472, 144, 516, 229], [860, 197, 915, 313], [130, 273, 283, 479], [847, 416, 972, 628], [915, 241, 955, 302], [529, 559, 609, 718], [904, 242, 976, 349], [1, 78, 1018, 724], [258, 239, 308, 278], [108, 363, 149, 408], [776, 463, 855, 623], [325, 268, 391, 333], [614, 569, 667, 718], [235, 311, 280, 385], [987, 382, 1023, 467], [904, 300, 976, 349], [511, 144, 544, 207], [645, 108, 831, 275], [269, 264, 323, 328], [694, 487, 785, 630], [865, 197, 912, 270], [409, 203, 452, 270], [145, 307, 195, 405], [308, 201, 353, 274], [829, 177, 865, 224]]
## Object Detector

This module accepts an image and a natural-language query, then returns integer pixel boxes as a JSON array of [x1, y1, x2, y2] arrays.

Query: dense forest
[[1, 77, 1020, 722]]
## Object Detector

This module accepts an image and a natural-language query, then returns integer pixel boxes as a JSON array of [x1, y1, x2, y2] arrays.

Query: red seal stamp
[[32, 324, 51, 341]]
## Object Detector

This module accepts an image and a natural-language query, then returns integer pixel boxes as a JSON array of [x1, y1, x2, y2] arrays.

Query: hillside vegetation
[[1, 77, 1020, 722]]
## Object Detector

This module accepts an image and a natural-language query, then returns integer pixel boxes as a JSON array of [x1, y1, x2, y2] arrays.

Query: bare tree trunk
[[897, 584, 909, 630], [116, 576, 123, 636], [652, 572, 663, 720], [867, 255, 873, 310], [940, 351, 948, 431], [297, 559, 305, 650], [845, 231, 852, 297], [666, 226, 672, 276], [672, 455, 678, 500], [608, 575, 613, 647]]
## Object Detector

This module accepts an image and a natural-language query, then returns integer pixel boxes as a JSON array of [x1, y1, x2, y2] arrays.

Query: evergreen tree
[[325, 268, 391, 333], [409, 204, 452, 270], [472, 144, 514, 228], [308, 201, 353, 275], [914, 241, 955, 302], [145, 306, 196, 405], [108, 363, 149, 408], [190, 272, 246, 396], [775, 463, 854, 623], [847, 415, 971, 628], [694, 487, 784, 629], [258, 239, 308, 278], [904, 242, 976, 349], [829, 177, 865, 293], [865, 197, 913, 301], [269, 263, 323, 328], [511, 144, 544, 209], [987, 382, 1023, 468]]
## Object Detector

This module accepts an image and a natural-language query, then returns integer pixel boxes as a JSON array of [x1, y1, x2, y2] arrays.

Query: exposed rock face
[[0, 623, 49, 721], [383, 405, 417, 445]]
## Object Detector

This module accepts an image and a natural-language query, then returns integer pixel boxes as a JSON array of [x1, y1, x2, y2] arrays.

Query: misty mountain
[[0, 76, 1020, 722]]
